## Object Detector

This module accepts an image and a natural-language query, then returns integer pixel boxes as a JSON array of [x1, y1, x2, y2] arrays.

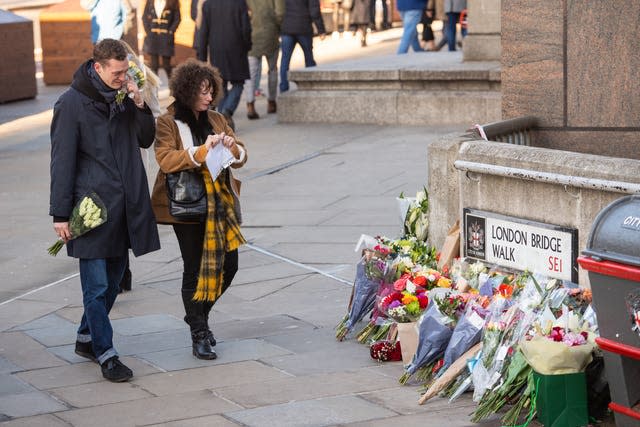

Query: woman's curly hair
[[169, 59, 223, 108]]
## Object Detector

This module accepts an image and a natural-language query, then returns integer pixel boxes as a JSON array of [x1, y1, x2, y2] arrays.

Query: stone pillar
[[463, 0, 501, 61]]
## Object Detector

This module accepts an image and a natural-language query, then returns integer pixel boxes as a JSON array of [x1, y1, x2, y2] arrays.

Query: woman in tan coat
[[151, 59, 247, 360]]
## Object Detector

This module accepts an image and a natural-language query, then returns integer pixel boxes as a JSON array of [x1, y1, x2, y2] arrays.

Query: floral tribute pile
[[335, 189, 601, 426]]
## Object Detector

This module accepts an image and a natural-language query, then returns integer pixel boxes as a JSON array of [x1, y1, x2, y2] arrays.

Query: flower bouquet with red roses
[[378, 273, 430, 323]]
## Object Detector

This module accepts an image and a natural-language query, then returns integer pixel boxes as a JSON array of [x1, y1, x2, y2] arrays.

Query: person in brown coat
[[151, 59, 248, 360]]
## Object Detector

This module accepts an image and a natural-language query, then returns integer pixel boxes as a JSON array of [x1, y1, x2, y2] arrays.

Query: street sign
[[463, 208, 579, 282]]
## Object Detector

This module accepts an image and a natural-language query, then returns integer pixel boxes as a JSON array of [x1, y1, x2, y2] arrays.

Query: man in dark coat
[[197, 0, 252, 130], [50, 39, 160, 383], [280, 0, 326, 93]]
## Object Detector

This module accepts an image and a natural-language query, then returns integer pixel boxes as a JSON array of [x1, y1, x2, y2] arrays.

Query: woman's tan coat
[[151, 108, 247, 224]]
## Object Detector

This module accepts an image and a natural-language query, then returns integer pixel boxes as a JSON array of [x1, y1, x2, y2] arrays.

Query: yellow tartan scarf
[[193, 168, 246, 302]]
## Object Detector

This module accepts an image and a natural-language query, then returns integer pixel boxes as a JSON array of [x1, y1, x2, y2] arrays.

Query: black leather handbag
[[166, 169, 207, 221]]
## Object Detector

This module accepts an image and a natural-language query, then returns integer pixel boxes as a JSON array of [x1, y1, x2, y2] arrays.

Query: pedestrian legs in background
[[219, 80, 244, 130], [149, 54, 172, 81], [265, 49, 278, 113], [246, 56, 261, 119], [397, 9, 424, 54], [280, 34, 316, 93], [421, 7, 436, 51], [445, 11, 461, 51], [355, 24, 368, 47]]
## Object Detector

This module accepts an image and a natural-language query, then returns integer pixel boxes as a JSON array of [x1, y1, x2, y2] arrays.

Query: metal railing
[[472, 116, 538, 146]]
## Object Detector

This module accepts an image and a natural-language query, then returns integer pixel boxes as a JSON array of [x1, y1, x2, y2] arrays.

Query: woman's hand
[[218, 132, 241, 158], [194, 136, 215, 163]]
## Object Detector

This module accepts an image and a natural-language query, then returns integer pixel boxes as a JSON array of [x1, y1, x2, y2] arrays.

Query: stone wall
[[502, 0, 640, 159]]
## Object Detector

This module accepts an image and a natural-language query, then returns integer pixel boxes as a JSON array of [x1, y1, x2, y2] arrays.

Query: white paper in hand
[[205, 142, 235, 181]]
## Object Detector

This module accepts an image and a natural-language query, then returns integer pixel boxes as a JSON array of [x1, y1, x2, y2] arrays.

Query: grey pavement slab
[[114, 329, 191, 357], [0, 414, 71, 427], [111, 314, 185, 336], [0, 358, 22, 375], [213, 315, 316, 341], [269, 242, 361, 265], [109, 293, 185, 319], [8, 313, 72, 332], [0, 300, 65, 333], [146, 415, 241, 427], [48, 380, 154, 408], [261, 341, 380, 376], [55, 390, 243, 427], [23, 322, 78, 347], [227, 275, 310, 300], [0, 390, 68, 418], [137, 338, 291, 371], [132, 360, 291, 396], [225, 395, 397, 427], [0, 332, 67, 371], [216, 370, 396, 409], [0, 375, 35, 396]]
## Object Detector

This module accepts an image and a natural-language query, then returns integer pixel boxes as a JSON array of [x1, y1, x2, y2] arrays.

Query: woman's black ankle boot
[[192, 331, 217, 360]]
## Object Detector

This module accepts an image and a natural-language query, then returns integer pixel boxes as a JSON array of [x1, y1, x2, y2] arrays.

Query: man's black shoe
[[101, 357, 133, 382], [75, 341, 97, 362]]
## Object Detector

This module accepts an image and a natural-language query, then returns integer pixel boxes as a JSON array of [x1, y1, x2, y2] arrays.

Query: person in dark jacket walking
[[280, 0, 326, 93], [142, 0, 181, 79], [50, 39, 160, 383], [197, 0, 252, 130]]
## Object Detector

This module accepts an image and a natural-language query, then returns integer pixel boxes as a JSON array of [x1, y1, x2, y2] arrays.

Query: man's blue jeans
[[397, 10, 424, 54], [77, 256, 127, 364], [218, 80, 245, 117], [279, 34, 316, 93]]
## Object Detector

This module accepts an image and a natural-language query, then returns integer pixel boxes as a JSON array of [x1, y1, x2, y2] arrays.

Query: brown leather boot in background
[[246, 102, 259, 120], [267, 100, 277, 114]]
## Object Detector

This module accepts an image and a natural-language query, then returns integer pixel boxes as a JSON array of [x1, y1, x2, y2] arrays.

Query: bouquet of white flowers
[[48, 192, 107, 256]]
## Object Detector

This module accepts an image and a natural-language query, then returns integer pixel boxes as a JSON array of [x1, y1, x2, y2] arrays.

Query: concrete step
[[279, 51, 502, 126]]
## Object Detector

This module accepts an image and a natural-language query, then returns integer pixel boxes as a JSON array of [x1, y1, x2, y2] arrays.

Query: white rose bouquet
[[48, 192, 108, 256]]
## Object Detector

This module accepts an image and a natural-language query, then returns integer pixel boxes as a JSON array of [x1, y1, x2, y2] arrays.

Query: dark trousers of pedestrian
[[218, 80, 245, 117], [369, 0, 389, 29], [77, 255, 128, 365], [279, 34, 316, 93], [149, 54, 172, 79], [172, 222, 238, 335], [445, 12, 461, 51]]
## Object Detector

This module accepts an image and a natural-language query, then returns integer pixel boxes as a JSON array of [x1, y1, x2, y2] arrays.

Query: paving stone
[[49, 380, 154, 408], [19, 281, 82, 306], [225, 395, 397, 427], [0, 300, 65, 332], [0, 414, 71, 427], [132, 360, 290, 396], [137, 338, 291, 371], [217, 370, 396, 409], [0, 332, 67, 370], [227, 276, 308, 301], [16, 361, 104, 390], [241, 209, 337, 228], [0, 374, 35, 396], [213, 315, 316, 341], [9, 313, 72, 332], [114, 328, 191, 357], [23, 322, 79, 347], [111, 314, 185, 336], [358, 386, 444, 415], [261, 342, 379, 376], [146, 414, 241, 426], [0, 357, 22, 375], [231, 259, 307, 287], [55, 390, 242, 427], [261, 326, 359, 355], [0, 391, 68, 418], [110, 294, 185, 319]]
